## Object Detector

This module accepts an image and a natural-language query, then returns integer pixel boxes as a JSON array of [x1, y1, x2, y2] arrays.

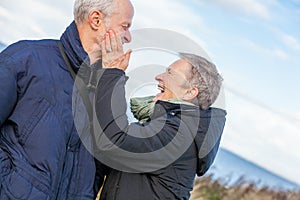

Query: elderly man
[[93, 32, 226, 200], [0, 0, 134, 199]]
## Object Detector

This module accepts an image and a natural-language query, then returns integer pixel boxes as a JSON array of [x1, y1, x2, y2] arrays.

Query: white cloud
[[205, 0, 271, 20], [0, 0, 73, 44], [282, 34, 300, 51], [1, 0, 216, 58], [221, 87, 300, 184], [131, 0, 214, 56], [273, 49, 289, 60], [132, 0, 205, 29], [241, 39, 289, 60]]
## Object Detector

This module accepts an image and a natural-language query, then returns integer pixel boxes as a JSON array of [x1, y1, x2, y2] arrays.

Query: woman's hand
[[101, 30, 132, 71]]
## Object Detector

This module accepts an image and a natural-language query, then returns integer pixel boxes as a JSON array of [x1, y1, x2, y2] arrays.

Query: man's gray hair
[[180, 53, 223, 110], [74, 0, 116, 24]]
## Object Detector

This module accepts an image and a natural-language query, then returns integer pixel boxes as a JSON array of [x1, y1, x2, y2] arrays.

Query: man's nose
[[123, 30, 132, 43]]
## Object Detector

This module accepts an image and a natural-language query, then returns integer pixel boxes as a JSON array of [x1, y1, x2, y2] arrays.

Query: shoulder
[[1, 39, 59, 60], [200, 107, 227, 119], [0, 39, 61, 78]]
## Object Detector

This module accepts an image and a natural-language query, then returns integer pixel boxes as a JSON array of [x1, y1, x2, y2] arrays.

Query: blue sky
[[1, 0, 300, 185]]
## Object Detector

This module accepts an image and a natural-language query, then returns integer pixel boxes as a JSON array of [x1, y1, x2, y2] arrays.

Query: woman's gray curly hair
[[73, 0, 116, 24], [179, 53, 223, 110]]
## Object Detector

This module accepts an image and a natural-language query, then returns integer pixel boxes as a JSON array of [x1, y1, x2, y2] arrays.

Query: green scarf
[[130, 96, 195, 123]]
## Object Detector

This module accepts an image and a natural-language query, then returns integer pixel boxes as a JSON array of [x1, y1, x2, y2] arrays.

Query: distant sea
[[204, 148, 300, 191]]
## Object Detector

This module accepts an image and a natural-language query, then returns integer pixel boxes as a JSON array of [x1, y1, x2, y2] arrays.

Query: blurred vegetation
[[96, 174, 300, 200], [190, 175, 300, 200]]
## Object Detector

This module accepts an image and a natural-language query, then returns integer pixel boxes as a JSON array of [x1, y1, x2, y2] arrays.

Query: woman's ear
[[182, 87, 198, 101], [88, 10, 104, 30]]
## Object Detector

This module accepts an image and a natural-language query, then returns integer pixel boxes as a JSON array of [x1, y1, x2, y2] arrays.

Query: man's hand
[[102, 30, 132, 71]]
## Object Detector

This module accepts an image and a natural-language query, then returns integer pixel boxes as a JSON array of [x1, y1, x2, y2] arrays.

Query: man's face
[[153, 59, 192, 102], [103, 0, 134, 43]]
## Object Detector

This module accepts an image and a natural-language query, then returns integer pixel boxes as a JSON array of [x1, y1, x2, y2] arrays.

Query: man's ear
[[88, 10, 104, 30], [182, 87, 198, 101]]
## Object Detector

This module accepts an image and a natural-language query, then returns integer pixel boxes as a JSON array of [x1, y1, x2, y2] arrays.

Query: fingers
[[101, 30, 132, 71], [109, 30, 118, 52], [107, 50, 132, 71], [115, 32, 123, 52], [123, 49, 132, 69], [118, 50, 132, 71], [105, 32, 112, 53], [104, 30, 120, 52], [101, 31, 114, 56]]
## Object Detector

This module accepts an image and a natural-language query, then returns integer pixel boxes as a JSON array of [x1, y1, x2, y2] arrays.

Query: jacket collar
[[60, 21, 103, 87], [152, 100, 227, 119], [60, 21, 89, 73]]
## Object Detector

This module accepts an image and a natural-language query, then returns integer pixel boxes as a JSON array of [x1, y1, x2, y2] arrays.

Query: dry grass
[[190, 175, 300, 200], [95, 174, 300, 200]]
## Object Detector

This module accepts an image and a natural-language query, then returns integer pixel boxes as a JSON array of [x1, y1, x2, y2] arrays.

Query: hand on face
[[101, 30, 132, 71]]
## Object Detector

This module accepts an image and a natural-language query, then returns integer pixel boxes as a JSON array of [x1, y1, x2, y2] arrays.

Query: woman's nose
[[155, 73, 163, 81]]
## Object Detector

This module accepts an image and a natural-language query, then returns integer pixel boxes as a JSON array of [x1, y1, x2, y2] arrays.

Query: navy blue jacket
[[0, 21, 98, 199], [94, 69, 226, 200]]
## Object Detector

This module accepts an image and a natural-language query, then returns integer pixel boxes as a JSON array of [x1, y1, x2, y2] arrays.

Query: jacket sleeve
[[0, 51, 18, 126], [0, 50, 17, 183], [195, 110, 226, 176], [94, 69, 191, 172], [196, 136, 221, 176]]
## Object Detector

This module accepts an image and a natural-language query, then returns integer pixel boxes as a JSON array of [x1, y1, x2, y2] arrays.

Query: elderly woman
[[94, 30, 226, 200]]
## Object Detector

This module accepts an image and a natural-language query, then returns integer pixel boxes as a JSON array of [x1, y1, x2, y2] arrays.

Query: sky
[[0, 0, 300, 185]]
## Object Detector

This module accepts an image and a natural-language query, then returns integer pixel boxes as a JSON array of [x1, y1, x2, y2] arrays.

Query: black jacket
[[94, 69, 226, 200]]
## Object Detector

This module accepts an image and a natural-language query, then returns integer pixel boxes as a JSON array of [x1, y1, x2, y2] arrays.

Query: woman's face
[[153, 59, 192, 102]]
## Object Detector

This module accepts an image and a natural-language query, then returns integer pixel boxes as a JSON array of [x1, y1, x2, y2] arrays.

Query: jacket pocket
[[0, 148, 11, 184], [1, 158, 50, 200]]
